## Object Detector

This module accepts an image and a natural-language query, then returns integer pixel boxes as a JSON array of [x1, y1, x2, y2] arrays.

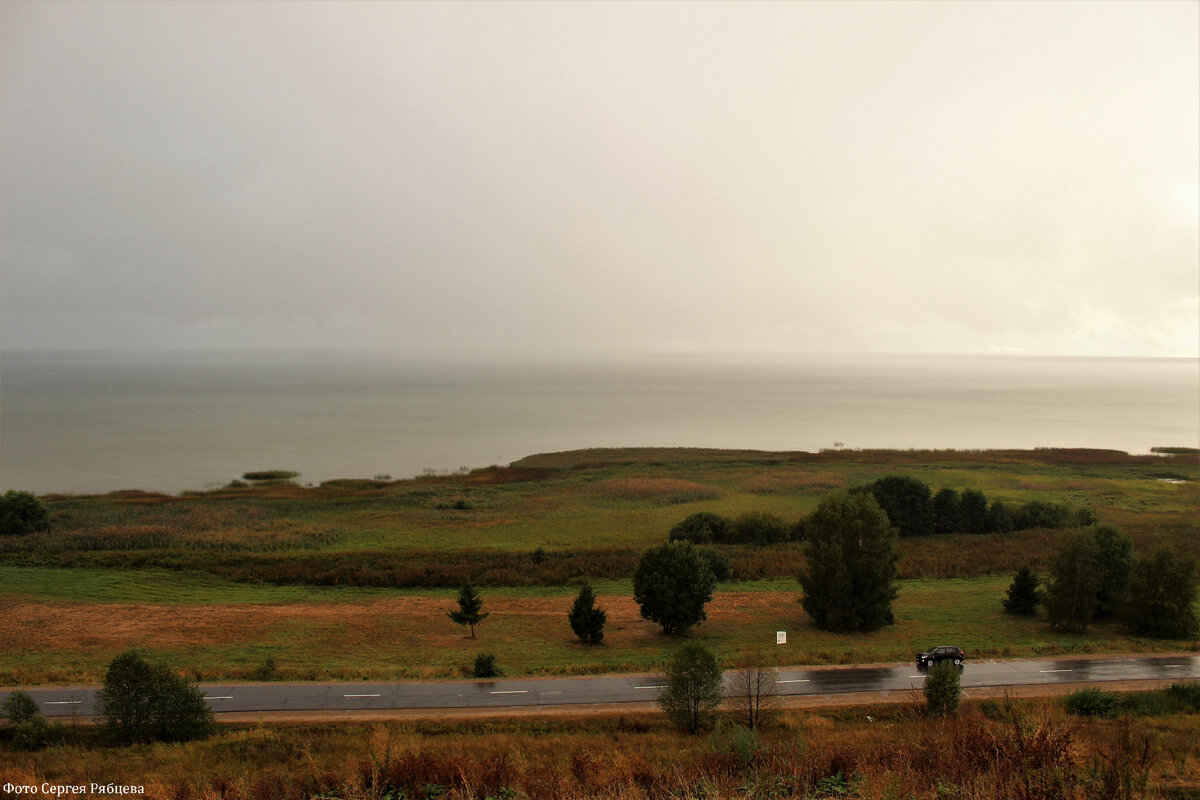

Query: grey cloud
[[1, 0, 1196, 356]]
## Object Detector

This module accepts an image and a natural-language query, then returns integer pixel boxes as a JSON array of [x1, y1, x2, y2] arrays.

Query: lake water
[[1, 351, 1196, 495]]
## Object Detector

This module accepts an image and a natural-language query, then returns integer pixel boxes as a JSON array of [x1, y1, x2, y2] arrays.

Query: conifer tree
[[449, 583, 488, 638], [1002, 565, 1042, 615], [567, 583, 607, 645]]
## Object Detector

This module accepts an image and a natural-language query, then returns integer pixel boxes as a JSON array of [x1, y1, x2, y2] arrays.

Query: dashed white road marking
[[45, 700, 83, 705], [778, 679, 810, 684], [635, 685, 667, 690], [344, 694, 382, 698], [204, 696, 234, 700], [1039, 669, 1072, 673], [490, 690, 528, 695]]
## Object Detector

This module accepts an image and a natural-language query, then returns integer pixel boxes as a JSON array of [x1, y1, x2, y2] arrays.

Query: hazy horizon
[[3, 352, 1196, 495], [2, 1, 1197, 359]]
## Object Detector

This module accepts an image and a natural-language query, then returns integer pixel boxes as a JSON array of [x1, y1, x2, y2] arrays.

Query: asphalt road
[[6, 655, 1197, 718]]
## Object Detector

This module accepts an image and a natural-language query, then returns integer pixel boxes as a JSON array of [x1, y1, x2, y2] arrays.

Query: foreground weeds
[[2, 701, 1197, 799]]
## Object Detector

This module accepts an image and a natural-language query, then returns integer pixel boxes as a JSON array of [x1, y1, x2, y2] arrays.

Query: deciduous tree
[[932, 488, 963, 535], [668, 512, 730, 544], [728, 648, 779, 730], [2, 690, 39, 724], [659, 644, 724, 733], [864, 475, 933, 538], [1045, 531, 1102, 632], [0, 490, 50, 536], [1124, 549, 1199, 639], [633, 542, 715, 634], [94, 650, 213, 744], [728, 511, 790, 545], [960, 489, 989, 534], [1091, 524, 1133, 619], [799, 493, 899, 632], [924, 661, 961, 716]]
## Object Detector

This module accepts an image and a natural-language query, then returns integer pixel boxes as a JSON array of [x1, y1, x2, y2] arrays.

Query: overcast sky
[[1, 1, 1196, 358]]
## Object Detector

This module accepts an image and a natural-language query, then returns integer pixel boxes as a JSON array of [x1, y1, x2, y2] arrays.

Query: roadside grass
[[3, 698, 1199, 799], [3, 573, 1196, 685]]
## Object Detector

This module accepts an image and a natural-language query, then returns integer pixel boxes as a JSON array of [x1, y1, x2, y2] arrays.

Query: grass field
[[1, 448, 1196, 685], [0, 571, 1195, 685]]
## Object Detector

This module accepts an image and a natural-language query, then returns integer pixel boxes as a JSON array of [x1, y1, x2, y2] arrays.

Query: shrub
[[1118, 683, 1200, 716], [0, 490, 51, 536], [863, 475, 933, 537], [242, 470, 300, 481], [95, 650, 214, 743], [709, 721, 760, 768], [1013, 500, 1076, 530], [1063, 687, 1119, 718], [253, 654, 278, 681], [11, 714, 66, 751], [924, 661, 961, 716], [668, 512, 730, 544], [728, 512, 790, 545], [472, 653, 501, 678], [696, 547, 732, 581], [2, 689, 40, 723]]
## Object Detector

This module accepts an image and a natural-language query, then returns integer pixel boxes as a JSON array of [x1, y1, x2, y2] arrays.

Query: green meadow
[[0, 448, 1196, 684]]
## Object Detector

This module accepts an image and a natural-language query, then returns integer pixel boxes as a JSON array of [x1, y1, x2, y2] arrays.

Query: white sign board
[[776, 631, 786, 645]]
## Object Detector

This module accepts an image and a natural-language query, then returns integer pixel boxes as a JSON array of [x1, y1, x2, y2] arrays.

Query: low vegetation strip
[[0, 527, 1134, 587], [2, 696, 1198, 799]]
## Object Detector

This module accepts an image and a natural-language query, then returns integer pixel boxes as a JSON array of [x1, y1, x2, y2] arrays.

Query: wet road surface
[[8, 655, 1197, 718]]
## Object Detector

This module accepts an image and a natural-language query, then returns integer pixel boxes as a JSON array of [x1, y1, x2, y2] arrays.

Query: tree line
[[1003, 524, 1198, 639], [668, 474, 1091, 546]]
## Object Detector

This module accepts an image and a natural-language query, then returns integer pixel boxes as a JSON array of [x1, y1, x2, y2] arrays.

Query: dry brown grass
[[3, 703, 1197, 800], [588, 478, 720, 503], [740, 471, 844, 494]]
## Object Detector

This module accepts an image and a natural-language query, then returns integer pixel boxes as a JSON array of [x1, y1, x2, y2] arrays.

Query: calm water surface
[[1, 351, 1196, 495]]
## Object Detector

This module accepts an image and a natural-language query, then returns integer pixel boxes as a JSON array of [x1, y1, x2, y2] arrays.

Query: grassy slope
[[1, 448, 1196, 684], [2, 700, 1199, 799]]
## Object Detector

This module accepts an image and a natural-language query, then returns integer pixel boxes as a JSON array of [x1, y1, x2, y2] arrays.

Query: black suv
[[916, 645, 965, 669]]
